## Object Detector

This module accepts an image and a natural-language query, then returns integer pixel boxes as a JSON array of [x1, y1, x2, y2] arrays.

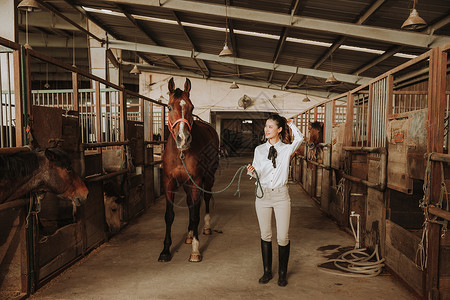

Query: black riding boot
[[258, 239, 273, 284], [278, 242, 290, 287]]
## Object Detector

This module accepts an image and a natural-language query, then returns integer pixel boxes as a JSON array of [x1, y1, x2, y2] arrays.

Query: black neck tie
[[268, 145, 277, 168]]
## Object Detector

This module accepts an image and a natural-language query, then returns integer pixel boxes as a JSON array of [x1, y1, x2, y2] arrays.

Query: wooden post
[[344, 92, 354, 147], [95, 81, 101, 143], [424, 47, 445, 300], [332, 100, 336, 125], [149, 103, 154, 141], [72, 72, 79, 111], [13, 49, 23, 146], [119, 90, 126, 142], [367, 83, 373, 146]]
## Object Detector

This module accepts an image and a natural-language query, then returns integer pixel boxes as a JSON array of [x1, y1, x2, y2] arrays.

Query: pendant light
[[401, 0, 427, 30], [302, 90, 310, 102], [219, 1, 233, 56], [44, 63, 50, 89], [130, 38, 141, 75], [326, 54, 339, 85], [17, 0, 41, 12], [229, 81, 239, 89]]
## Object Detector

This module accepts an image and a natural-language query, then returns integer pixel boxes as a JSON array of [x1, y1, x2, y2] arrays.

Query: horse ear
[[45, 148, 58, 161], [320, 122, 324, 127], [184, 78, 191, 93], [168, 77, 175, 93]]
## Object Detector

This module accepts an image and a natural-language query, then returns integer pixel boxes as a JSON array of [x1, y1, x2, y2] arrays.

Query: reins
[[179, 152, 264, 199]]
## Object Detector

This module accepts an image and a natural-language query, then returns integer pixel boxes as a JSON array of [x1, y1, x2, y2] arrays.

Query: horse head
[[167, 77, 194, 151], [308, 121, 324, 147], [42, 148, 89, 207]]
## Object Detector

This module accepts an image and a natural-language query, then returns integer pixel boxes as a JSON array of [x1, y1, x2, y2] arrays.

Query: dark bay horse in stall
[[292, 121, 324, 161], [0, 148, 89, 207], [159, 78, 219, 263]]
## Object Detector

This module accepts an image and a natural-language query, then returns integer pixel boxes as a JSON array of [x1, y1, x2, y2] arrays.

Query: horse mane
[[45, 148, 72, 170], [0, 151, 39, 180], [311, 121, 323, 131]]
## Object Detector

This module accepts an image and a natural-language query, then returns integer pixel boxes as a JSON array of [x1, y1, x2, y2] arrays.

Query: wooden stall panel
[[387, 109, 427, 194], [440, 232, 450, 299], [385, 220, 423, 296], [82, 182, 106, 251], [38, 222, 83, 281], [0, 208, 26, 298], [31, 106, 62, 149], [127, 121, 144, 166], [331, 123, 345, 170]]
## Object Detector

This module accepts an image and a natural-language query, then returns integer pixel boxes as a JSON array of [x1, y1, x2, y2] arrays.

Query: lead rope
[[416, 153, 449, 271], [179, 152, 264, 198]]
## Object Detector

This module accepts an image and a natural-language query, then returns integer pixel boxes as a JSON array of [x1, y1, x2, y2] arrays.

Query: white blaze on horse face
[[177, 100, 187, 148]]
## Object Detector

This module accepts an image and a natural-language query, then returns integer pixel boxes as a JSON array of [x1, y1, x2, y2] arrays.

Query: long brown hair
[[267, 113, 292, 144]]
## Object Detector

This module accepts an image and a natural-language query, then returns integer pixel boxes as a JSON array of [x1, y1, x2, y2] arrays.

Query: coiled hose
[[317, 213, 385, 278]]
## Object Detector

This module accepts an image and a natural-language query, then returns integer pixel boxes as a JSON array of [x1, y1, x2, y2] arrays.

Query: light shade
[[17, 0, 41, 12], [219, 43, 233, 56], [44, 82, 50, 89], [326, 73, 339, 84], [401, 9, 427, 30], [302, 96, 310, 102], [230, 81, 239, 89], [24, 43, 33, 50], [130, 64, 141, 75]]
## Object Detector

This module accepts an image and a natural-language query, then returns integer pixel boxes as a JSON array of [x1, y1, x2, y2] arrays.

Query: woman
[[247, 113, 304, 287]]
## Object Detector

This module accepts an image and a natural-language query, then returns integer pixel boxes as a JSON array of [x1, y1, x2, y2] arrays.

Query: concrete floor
[[30, 157, 417, 300]]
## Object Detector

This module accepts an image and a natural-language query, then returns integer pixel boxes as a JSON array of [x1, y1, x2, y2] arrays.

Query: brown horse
[[0, 148, 89, 207], [159, 78, 219, 263], [293, 121, 324, 161]]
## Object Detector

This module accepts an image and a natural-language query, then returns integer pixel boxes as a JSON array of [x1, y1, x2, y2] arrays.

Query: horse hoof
[[189, 254, 202, 262], [203, 228, 212, 235], [158, 252, 172, 262], [185, 236, 193, 244]]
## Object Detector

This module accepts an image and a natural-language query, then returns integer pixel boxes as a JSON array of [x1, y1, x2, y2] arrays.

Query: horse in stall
[[159, 78, 219, 263], [292, 121, 324, 161], [0, 148, 89, 207]]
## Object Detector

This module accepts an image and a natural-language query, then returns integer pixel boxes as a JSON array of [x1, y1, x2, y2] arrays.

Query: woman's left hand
[[287, 118, 293, 125]]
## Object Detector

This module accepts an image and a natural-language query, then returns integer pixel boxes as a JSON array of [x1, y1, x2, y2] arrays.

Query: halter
[[167, 114, 193, 140]]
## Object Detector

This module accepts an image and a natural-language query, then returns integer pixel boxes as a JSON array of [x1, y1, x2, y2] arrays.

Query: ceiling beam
[[227, 0, 240, 78], [109, 39, 372, 85], [171, 11, 209, 76], [351, 45, 403, 75], [268, 0, 300, 83], [116, 3, 181, 70], [121, 60, 338, 98], [296, 0, 387, 87], [35, 0, 104, 44], [100, 0, 450, 48]]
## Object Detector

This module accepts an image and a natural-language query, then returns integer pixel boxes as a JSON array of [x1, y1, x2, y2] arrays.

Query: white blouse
[[249, 122, 304, 189]]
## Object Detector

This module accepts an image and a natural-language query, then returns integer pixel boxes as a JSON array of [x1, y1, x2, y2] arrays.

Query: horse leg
[[203, 176, 214, 235], [186, 184, 202, 262], [158, 179, 176, 262]]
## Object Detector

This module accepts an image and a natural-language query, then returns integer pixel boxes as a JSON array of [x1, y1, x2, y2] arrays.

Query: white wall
[[140, 73, 325, 122]]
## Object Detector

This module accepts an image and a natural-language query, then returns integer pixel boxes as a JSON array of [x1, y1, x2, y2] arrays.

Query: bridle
[[167, 113, 193, 141]]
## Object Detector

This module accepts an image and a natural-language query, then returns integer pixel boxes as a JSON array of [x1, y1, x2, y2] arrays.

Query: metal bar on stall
[[7, 53, 12, 147], [0, 58, 4, 148], [343, 146, 385, 153]]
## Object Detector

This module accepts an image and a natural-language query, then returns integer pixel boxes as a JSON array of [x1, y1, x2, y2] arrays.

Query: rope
[[416, 152, 449, 270], [179, 152, 264, 198], [318, 245, 385, 278], [336, 178, 346, 214]]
